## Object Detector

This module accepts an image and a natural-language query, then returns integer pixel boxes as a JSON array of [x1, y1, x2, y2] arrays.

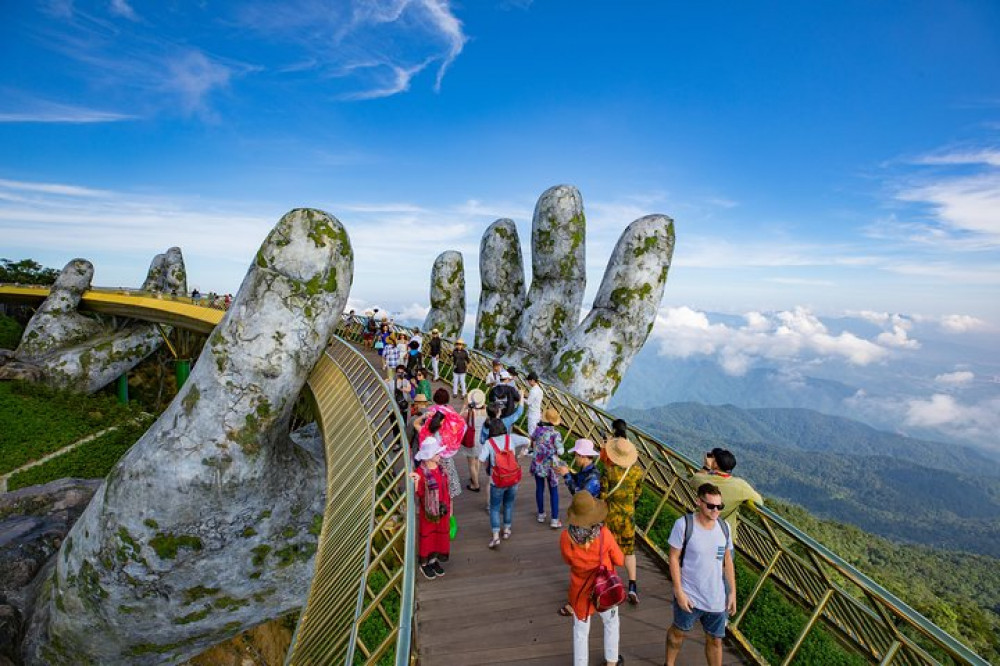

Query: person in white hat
[[556, 439, 602, 498], [410, 416, 452, 580]]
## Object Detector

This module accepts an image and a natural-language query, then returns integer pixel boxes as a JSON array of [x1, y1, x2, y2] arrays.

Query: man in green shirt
[[689, 448, 762, 539]]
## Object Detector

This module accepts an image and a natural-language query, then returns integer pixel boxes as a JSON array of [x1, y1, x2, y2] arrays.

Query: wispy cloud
[[0, 106, 135, 123], [109, 0, 139, 21]]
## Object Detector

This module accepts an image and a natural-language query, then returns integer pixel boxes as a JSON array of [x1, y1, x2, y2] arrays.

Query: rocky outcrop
[[23, 209, 353, 665], [12, 249, 189, 394], [550, 214, 674, 403], [506, 185, 586, 371], [422, 251, 465, 339], [0, 479, 101, 666], [474, 219, 525, 355]]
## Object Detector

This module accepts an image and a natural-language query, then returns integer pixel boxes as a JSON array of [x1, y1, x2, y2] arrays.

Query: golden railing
[[336, 316, 989, 666], [287, 337, 415, 666]]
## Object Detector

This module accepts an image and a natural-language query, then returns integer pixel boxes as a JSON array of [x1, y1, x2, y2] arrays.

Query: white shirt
[[411, 334, 422, 350], [526, 384, 543, 414], [668, 516, 732, 612]]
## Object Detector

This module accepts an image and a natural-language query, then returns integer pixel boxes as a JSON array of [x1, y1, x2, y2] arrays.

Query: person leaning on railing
[[688, 448, 762, 539]]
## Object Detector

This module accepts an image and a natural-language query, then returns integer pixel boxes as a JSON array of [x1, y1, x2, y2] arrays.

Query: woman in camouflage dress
[[600, 419, 644, 605]]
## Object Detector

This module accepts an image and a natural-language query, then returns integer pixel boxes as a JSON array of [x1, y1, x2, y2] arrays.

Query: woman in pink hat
[[556, 438, 602, 499]]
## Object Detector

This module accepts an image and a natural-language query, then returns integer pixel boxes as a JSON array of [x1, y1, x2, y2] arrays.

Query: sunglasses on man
[[700, 500, 725, 511]]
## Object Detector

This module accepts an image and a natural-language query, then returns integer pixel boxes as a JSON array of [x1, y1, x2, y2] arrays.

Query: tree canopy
[[0, 258, 60, 285]]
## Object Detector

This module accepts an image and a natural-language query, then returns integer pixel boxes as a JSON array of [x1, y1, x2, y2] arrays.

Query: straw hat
[[604, 436, 638, 467], [566, 492, 608, 527], [570, 439, 599, 458], [413, 393, 430, 405], [467, 388, 486, 409], [542, 407, 561, 426], [432, 329, 440, 335], [455, 338, 466, 346], [415, 438, 444, 461]]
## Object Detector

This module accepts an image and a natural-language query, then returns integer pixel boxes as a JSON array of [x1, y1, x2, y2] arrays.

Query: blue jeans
[[672, 599, 728, 638], [489, 483, 518, 532], [501, 404, 524, 433], [534, 475, 559, 519]]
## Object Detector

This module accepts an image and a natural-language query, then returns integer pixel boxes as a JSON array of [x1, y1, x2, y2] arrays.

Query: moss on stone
[[174, 607, 212, 625], [241, 526, 258, 538], [633, 234, 660, 257], [308, 513, 323, 536], [252, 587, 277, 603], [184, 585, 220, 605], [585, 314, 613, 333], [143, 518, 158, 529], [258, 510, 272, 520], [251, 544, 272, 567], [610, 283, 653, 309], [274, 541, 317, 568], [213, 595, 250, 611], [280, 525, 297, 539], [118, 604, 137, 614], [181, 384, 200, 415], [149, 532, 203, 560], [553, 349, 584, 386]]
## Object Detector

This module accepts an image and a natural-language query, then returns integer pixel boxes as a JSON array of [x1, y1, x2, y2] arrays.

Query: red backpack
[[579, 529, 627, 612], [489, 435, 522, 488]]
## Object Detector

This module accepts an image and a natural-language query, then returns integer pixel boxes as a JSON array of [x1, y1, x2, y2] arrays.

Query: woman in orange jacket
[[560, 492, 626, 666]]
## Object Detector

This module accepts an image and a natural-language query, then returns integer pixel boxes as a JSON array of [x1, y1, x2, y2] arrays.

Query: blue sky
[[2, 1, 999, 403]]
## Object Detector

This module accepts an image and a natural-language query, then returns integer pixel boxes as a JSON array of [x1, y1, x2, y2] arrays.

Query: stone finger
[[423, 250, 465, 338], [507, 185, 586, 371], [15, 258, 103, 359], [474, 218, 525, 355], [548, 214, 675, 404]]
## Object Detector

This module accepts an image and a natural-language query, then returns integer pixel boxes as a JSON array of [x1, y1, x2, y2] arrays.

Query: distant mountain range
[[615, 402, 1000, 557]]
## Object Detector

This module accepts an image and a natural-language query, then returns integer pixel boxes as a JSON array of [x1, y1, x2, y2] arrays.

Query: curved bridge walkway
[[348, 342, 742, 666]]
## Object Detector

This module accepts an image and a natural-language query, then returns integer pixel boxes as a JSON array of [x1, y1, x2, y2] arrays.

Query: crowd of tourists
[[357, 311, 761, 666]]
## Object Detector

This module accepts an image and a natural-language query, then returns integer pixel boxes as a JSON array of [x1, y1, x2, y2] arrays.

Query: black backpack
[[394, 387, 409, 414]]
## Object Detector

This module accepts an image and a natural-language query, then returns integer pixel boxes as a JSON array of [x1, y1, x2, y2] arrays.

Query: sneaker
[[431, 561, 445, 576], [502, 527, 512, 540], [628, 582, 639, 605], [550, 518, 562, 529], [420, 564, 438, 579], [537, 513, 546, 523], [488, 536, 501, 549]]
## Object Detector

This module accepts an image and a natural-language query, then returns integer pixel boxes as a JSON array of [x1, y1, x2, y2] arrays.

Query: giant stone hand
[[24, 209, 353, 665], [14, 248, 187, 393], [473, 185, 674, 404]]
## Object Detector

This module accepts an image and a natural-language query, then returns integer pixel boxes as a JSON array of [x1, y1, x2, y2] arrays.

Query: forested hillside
[[617, 403, 1000, 555]]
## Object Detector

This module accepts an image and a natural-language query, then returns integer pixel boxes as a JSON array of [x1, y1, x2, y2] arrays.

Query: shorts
[[672, 599, 727, 638]]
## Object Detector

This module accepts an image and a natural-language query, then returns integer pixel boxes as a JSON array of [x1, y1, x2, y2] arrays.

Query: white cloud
[[163, 49, 233, 116], [0, 105, 135, 123], [109, 0, 139, 21], [939, 313, 988, 333], [935, 371, 974, 385], [650, 305, 892, 375], [876, 315, 919, 349]]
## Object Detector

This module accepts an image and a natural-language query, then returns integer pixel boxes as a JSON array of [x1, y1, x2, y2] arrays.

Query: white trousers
[[452, 372, 466, 396], [573, 606, 619, 666], [431, 356, 440, 379], [526, 409, 541, 439]]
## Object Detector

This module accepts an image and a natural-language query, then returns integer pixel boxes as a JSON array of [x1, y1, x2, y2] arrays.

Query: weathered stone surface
[[505, 185, 586, 370], [23, 208, 352, 665], [422, 251, 465, 338], [0, 479, 101, 616], [474, 219, 525, 355], [0, 362, 44, 384], [11, 252, 186, 393], [141, 247, 187, 294], [15, 260, 104, 360], [549, 214, 674, 404]]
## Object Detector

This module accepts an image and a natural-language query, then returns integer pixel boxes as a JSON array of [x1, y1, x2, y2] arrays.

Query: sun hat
[[414, 438, 445, 461], [432, 329, 440, 335], [455, 338, 465, 346], [542, 407, 561, 426], [498, 370, 512, 381], [604, 436, 638, 467], [570, 439, 599, 458], [467, 388, 486, 408], [413, 393, 430, 405], [566, 491, 608, 527]]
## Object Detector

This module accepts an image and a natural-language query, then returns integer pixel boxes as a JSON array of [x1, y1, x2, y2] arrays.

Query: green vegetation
[[0, 313, 22, 349], [6, 418, 150, 491], [149, 533, 204, 560], [0, 258, 60, 285], [0, 380, 141, 476], [353, 569, 400, 666]]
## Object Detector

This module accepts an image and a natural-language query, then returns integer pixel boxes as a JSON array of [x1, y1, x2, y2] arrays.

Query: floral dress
[[529, 424, 564, 487], [601, 463, 644, 555]]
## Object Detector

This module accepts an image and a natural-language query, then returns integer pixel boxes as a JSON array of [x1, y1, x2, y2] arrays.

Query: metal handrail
[[335, 316, 989, 666], [287, 337, 415, 666]]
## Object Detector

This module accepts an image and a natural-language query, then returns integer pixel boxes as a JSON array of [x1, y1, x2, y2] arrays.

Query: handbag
[[461, 410, 476, 448], [589, 530, 626, 612]]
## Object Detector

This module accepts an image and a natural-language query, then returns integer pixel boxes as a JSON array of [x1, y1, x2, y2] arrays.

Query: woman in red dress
[[411, 420, 452, 580]]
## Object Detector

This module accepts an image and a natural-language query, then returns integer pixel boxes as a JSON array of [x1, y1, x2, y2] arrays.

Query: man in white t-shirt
[[524, 371, 544, 438], [665, 483, 736, 666]]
